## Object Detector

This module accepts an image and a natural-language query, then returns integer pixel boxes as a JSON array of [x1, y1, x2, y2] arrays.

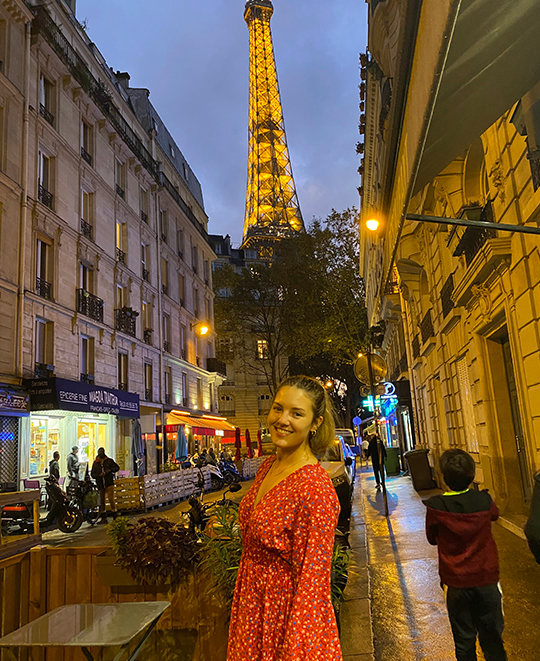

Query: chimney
[[115, 71, 131, 91]]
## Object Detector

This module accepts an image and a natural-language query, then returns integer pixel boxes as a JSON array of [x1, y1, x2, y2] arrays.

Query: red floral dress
[[227, 457, 342, 660]]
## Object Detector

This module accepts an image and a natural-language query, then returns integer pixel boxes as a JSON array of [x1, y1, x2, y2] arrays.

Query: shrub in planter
[[107, 516, 199, 590]]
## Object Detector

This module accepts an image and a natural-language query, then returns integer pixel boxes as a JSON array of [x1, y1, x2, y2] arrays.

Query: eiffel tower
[[242, 0, 304, 259]]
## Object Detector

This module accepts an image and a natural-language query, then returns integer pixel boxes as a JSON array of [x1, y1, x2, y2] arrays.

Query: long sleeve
[[282, 483, 341, 660], [425, 506, 438, 546]]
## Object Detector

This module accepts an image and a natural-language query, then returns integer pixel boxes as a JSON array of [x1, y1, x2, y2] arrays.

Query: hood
[[426, 505, 494, 543]]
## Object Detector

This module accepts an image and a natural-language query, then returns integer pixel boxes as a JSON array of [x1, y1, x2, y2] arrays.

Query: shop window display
[[30, 418, 60, 476], [77, 421, 106, 464]]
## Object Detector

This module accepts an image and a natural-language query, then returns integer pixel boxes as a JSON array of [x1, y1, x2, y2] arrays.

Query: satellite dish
[[354, 353, 387, 386]]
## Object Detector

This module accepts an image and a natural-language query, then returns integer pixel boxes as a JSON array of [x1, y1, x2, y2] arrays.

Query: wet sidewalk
[[359, 465, 540, 661]]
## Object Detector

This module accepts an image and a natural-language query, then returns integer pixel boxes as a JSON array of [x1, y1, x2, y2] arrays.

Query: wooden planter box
[[95, 549, 138, 586]]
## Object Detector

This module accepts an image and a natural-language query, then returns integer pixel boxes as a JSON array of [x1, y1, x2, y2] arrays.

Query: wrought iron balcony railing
[[420, 310, 434, 344], [36, 277, 52, 300], [116, 184, 125, 199], [38, 184, 53, 209], [181, 349, 187, 360], [80, 373, 94, 384], [115, 308, 137, 337], [116, 247, 126, 264], [142, 268, 150, 283], [140, 210, 148, 223], [35, 363, 54, 378], [441, 274, 455, 318], [207, 357, 227, 376], [39, 103, 54, 126], [81, 146, 92, 166], [162, 284, 168, 296], [143, 328, 153, 345], [161, 233, 167, 243], [80, 218, 93, 240], [76, 289, 104, 323], [182, 397, 188, 407]]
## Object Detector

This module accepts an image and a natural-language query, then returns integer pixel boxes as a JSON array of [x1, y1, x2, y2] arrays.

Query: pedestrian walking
[[49, 451, 60, 480], [362, 435, 370, 464], [525, 471, 540, 564], [91, 447, 119, 523], [425, 449, 507, 661], [227, 375, 342, 660], [367, 434, 386, 488]]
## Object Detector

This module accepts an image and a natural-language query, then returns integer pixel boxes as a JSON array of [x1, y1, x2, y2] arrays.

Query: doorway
[[486, 328, 532, 514]]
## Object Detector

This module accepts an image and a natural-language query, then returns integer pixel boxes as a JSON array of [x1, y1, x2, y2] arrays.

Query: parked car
[[321, 436, 354, 519], [336, 428, 360, 455]]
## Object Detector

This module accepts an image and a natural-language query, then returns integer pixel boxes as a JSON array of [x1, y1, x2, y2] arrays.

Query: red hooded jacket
[[425, 490, 500, 588]]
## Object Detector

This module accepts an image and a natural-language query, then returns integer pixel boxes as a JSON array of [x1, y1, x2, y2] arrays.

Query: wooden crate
[[113, 477, 143, 512]]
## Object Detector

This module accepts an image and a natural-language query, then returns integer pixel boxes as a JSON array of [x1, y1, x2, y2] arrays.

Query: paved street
[[360, 465, 540, 661]]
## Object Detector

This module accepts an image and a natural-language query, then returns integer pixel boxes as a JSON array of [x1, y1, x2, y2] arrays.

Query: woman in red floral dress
[[227, 376, 343, 661]]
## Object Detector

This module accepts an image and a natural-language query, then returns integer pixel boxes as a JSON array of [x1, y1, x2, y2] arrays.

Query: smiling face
[[267, 386, 322, 453]]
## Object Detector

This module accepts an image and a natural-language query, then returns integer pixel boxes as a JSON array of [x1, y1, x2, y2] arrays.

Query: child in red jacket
[[425, 449, 507, 661]]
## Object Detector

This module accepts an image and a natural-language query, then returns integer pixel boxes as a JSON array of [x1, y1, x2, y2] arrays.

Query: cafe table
[[0, 601, 170, 661]]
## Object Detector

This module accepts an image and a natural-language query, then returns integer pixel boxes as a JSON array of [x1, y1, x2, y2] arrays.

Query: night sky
[[77, 0, 367, 244]]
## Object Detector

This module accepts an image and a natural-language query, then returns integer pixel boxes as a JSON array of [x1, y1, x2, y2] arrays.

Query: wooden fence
[[0, 546, 228, 661]]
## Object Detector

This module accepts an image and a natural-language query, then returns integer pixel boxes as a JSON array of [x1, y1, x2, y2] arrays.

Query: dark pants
[[446, 583, 507, 661], [372, 462, 383, 486]]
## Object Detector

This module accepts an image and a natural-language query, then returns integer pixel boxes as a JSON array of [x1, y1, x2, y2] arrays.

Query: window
[[142, 300, 152, 329], [197, 378, 203, 410], [159, 208, 167, 242], [195, 336, 201, 367], [191, 244, 198, 274], [116, 285, 125, 310], [177, 229, 184, 258], [182, 162, 188, 181], [36, 238, 52, 299], [141, 243, 150, 282], [164, 367, 172, 405], [39, 74, 54, 126], [79, 263, 93, 293], [118, 352, 128, 390], [144, 362, 153, 401], [35, 318, 53, 368], [162, 314, 170, 352], [115, 159, 125, 198], [193, 287, 199, 318], [161, 258, 169, 295], [179, 273, 185, 306], [80, 335, 94, 381], [81, 190, 93, 239], [169, 144, 175, 158], [81, 120, 93, 165], [140, 187, 149, 223], [180, 324, 186, 360], [456, 356, 479, 453], [116, 221, 126, 263], [205, 298, 209, 321], [204, 260, 210, 285], [38, 150, 53, 208], [257, 339, 269, 360], [259, 393, 271, 414], [182, 372, 188, 406]]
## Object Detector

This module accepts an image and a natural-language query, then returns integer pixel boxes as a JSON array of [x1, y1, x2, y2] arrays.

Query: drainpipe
[[17, 21, 32, 381]]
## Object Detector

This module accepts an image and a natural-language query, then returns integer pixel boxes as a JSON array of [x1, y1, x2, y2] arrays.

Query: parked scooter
[[184, 481, 242, 532], [1, 475, 84, 534], [69, 474, 100, 525], [219, 456, 241, 485]]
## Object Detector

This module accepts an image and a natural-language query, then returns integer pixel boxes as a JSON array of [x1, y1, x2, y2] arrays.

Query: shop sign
[[25, 377, 139, 418], [0, 388, 29, 414]]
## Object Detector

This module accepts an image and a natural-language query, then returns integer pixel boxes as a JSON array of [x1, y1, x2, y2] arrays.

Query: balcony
[[140, 210, 148, 223], [145, 388, 152, 402], [441, 274, 455, 318], [142, 268, 150, 283], [163, 340, 170, 353], [80, 373, 94, 384], [181, 349, 187, 360], [143, 328, 153, 345], [80, 218, 93, 240], [36, 277, 52, 300], [76, 289, 104, 323], [115, 307, 137, 337], [35, 363, 54, 378], [118, 382, 128, 392], [116, 184, 125, 199], [39, 103, 54, 126], [207, 357, 227, 376], [116, 247, 126, 264], [182, 397, 188, 407], [81, 147, 92, 166], [38, 184, 53, 209], [420, 310, 434, 344]]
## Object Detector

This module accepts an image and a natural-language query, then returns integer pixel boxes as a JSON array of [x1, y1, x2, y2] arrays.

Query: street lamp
[[190, 321, 210, 336]]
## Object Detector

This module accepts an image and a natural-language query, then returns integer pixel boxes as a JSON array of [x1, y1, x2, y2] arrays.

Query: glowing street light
[[190, 321, 210, 336], [366, 218, 379, 231]]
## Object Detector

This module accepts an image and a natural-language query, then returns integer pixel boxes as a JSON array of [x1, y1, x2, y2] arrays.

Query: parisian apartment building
[[0, 0, 223, 486]]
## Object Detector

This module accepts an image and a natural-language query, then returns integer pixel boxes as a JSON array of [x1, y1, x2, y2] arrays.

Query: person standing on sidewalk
[[91, 447, 119, 523], [367, 434, 386, 489], [425, 449, 507, 661], [525, 471, 540, 564]]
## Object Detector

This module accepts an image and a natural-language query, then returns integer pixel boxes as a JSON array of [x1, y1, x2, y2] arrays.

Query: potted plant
[[97, 516, 199, 589]]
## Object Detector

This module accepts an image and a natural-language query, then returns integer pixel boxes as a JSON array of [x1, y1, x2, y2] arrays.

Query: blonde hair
[[275, 375, 336, 455]]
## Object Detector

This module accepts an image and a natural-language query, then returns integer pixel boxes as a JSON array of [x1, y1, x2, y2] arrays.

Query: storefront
[[24, 378, 139, 479], [0, 387, 29, 487]]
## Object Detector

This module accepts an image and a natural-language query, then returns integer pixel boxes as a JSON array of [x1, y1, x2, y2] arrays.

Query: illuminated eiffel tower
[[242, 0, 304, 259]]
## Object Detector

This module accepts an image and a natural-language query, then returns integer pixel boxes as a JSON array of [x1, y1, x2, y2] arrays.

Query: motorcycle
[[184, 481, 242, 533], [69, 475, 100, 525], [205, 462, 226, 491], [219, 457, 241, 485], [1, 475, 84, 535]]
